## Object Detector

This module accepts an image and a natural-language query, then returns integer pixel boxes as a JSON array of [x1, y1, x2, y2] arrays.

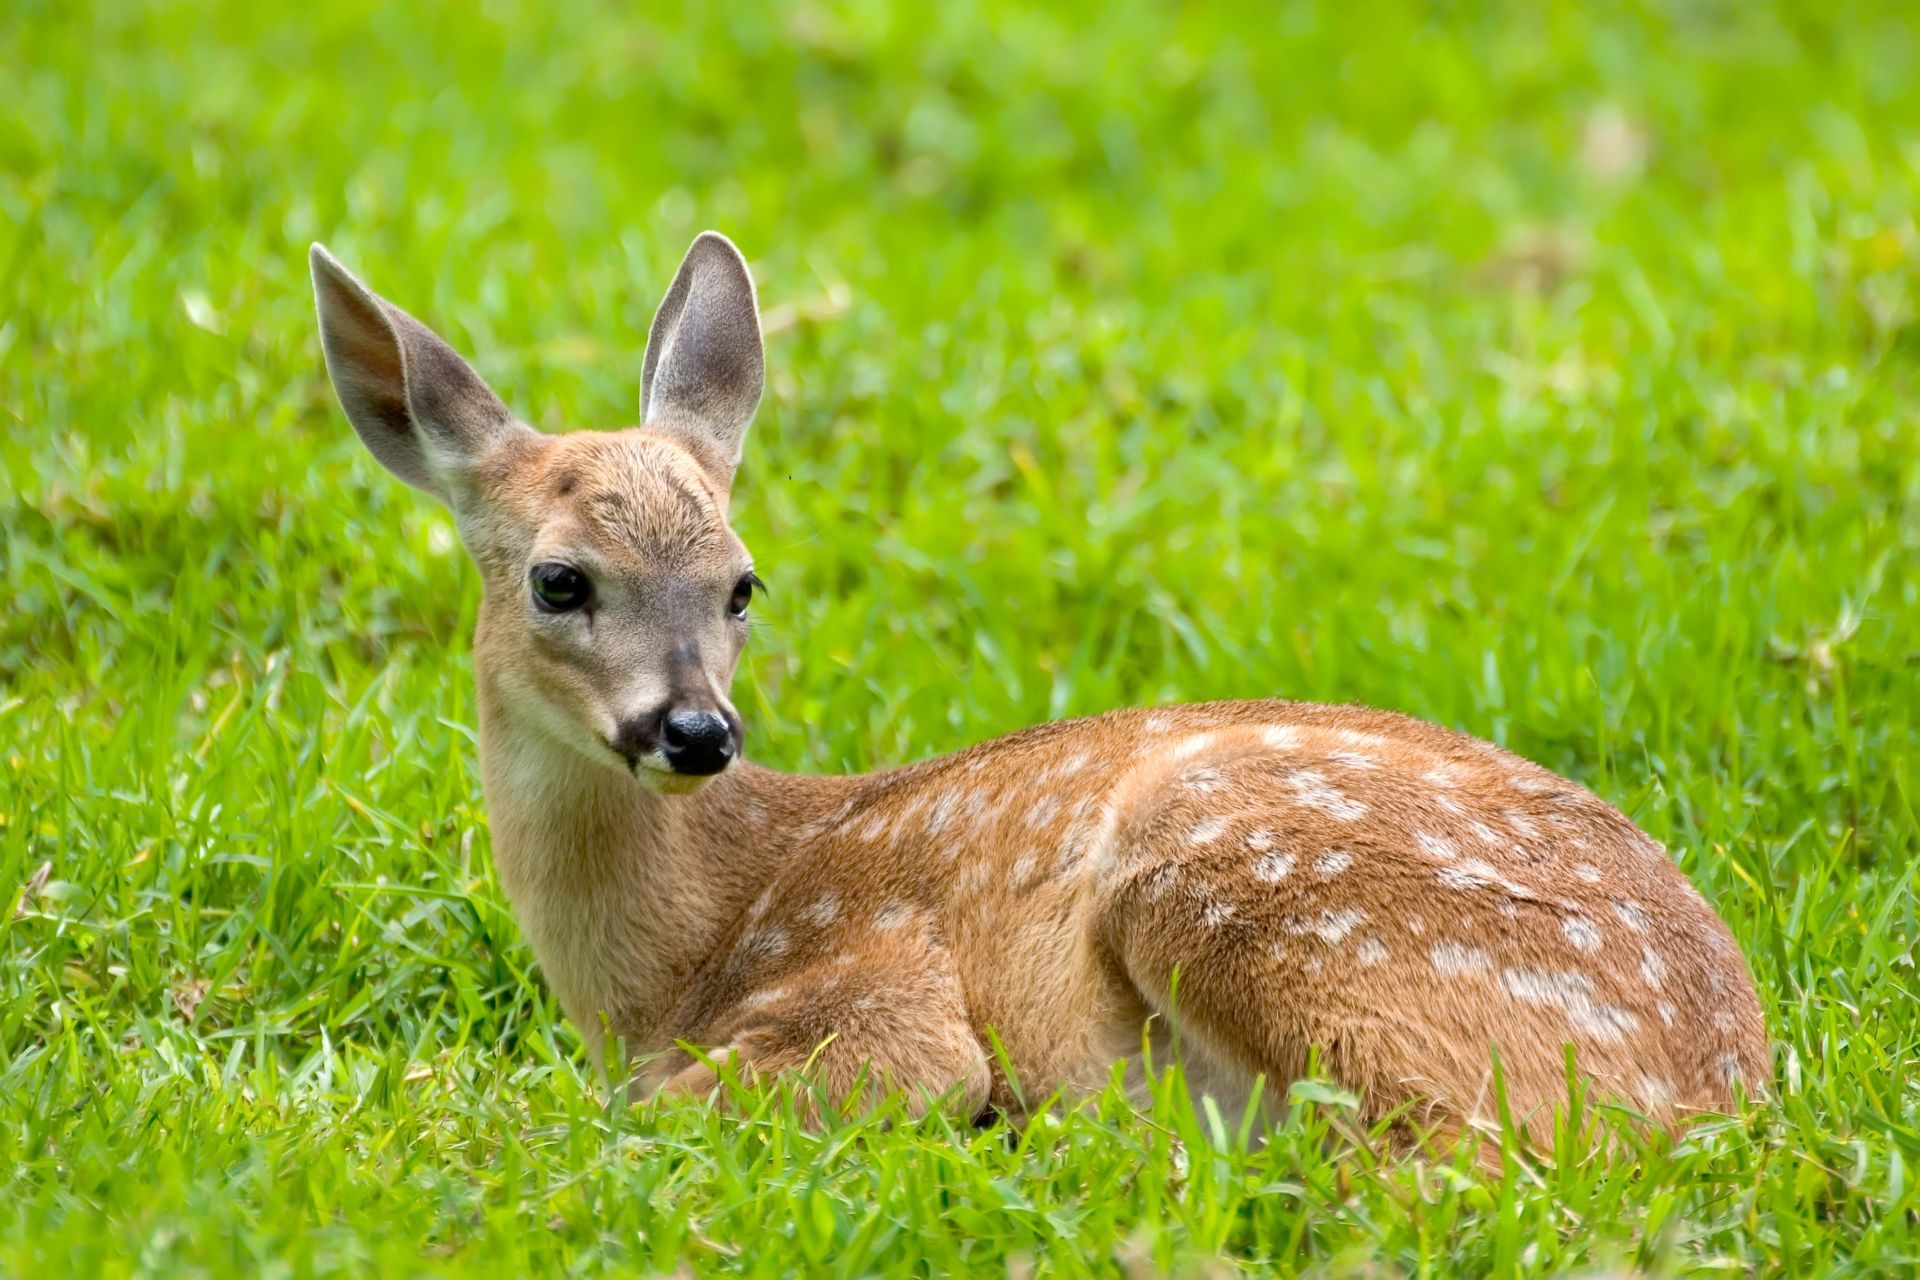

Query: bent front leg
[[648, 934, 992, 1123]]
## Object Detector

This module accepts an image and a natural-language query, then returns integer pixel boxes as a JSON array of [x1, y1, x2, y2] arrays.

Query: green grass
[[4, 0, 1918, 1273]]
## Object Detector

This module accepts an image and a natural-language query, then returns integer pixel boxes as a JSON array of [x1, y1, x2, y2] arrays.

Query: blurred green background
[[3, 1, 1917, 1274]]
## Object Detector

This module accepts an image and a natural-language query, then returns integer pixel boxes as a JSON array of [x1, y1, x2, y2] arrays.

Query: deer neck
[[473, 667, 797, 1054]]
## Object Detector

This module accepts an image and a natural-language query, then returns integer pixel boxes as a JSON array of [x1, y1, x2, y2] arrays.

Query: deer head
[[310, 233, 767, 791]]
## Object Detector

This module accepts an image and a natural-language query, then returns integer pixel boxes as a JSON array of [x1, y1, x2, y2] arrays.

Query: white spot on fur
[[1252, 850, 1295, 882], [1431, 942, 1490, 975], [1638, 1075, 1676, 1108], [1086, 804, 1133, 883], [1303, 955, 1324, 974], [1436, 857, 1517, 895], [1062, 800, 1120, 879], [820, 797, 855, 830], [1712, 1009, 1738, 1032], [1501, 967, 1637, 1044], [1244, 829, 1275, 852], [1573, 863, 1603, 884], [1180, 765, 1225, 794], [1719, 1054, 1743, 1083], [1286, 908, 1366, 944], [1495, 896, 1519, 919], [1056, 752, 1090, 777], [857, 810, 892, 842], [742, 986, 790, 1010], [956, 861, 995, 896], [1503, 809, 1540, 840], [803, 895, 841, 928], [1657, 1001, 1676, 1027], [1561, 916, 1603, 954], [740, 926, 789, 960], [1325, 750, 1378, 771], [1008, 855, 1036, 887], [1285, 769, 1368, 820], [1468, 820, 1501, 847], [1639, 947, 1667, 990], [891, 794, 931, 840], [1509, 773, 1550, 793], [1433, 794, 1466, 815], [924, 789, 961, 835], [1416, 831, 1458, 861], [1027, 794, 1060, 830], [1404, 914, 1426, 935], [1053, 830, 1091, 880], [1170, 734, 1214, 761], [1423, 767, 1459, 788], [1144, 862, 1179, 902], [1261, 725, 1301, 750], [1186, 816, 1228, 846], [1200, 898, 1237, 928], [1611, 899, 1651, 933], [874, 901, 915, 930], [1143, 712, 1175, 733], [1356, 936, 1388, 967], [1313, 849, 1353, 877]]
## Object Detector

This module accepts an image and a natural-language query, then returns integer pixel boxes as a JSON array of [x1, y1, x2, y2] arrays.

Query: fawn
[[310, 232, 1767, 1148]]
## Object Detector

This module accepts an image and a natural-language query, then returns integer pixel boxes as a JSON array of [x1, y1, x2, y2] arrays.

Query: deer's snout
[[609, 705, 739, 777]]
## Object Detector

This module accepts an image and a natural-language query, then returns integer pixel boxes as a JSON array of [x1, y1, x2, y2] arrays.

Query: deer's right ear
[[309, 244, 525, 504]]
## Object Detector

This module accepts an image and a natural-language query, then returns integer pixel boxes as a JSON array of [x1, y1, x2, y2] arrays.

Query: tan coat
[[310, 232, 1768, 1153]]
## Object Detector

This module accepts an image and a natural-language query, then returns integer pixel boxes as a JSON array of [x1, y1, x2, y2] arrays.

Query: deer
[[308, 231, 1768, 1154]]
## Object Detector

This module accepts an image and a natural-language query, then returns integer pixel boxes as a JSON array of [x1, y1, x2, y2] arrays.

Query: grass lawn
[[4, 0, 1918, 1273]]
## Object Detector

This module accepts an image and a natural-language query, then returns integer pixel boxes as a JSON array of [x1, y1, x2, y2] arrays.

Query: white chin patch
[[643, 769, 718, 796]]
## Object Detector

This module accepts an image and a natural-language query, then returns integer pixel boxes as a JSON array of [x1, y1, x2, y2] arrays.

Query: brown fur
[[311, 235, 1769, 1154]]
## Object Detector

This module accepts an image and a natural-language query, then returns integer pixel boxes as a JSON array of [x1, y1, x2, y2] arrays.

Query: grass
[[3, 0, 1918, 1273]]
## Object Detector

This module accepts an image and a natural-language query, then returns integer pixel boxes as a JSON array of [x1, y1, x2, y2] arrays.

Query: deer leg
[[651, 935, 992, 1123]]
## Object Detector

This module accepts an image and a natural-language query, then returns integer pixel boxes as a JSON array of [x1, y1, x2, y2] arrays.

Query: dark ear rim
[[639, 230, 765, 480], [309, 243, 519, 502]]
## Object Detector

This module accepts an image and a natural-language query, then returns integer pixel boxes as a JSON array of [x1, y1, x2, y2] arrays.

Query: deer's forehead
[[512, 431, 738, 564]]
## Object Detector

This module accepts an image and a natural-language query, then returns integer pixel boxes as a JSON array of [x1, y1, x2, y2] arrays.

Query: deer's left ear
[[639, 231, 765, 486]]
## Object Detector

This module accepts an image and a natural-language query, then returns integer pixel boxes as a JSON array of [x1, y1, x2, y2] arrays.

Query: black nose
[[660, 709, 735, 776]]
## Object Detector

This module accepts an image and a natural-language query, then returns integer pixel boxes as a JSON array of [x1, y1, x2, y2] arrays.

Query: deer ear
[[309, 244, 524, 503], [639, 231, 764, 483]]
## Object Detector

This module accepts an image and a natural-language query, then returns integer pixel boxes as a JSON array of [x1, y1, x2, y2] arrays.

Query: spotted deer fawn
[[310, 232, 1767, 1150]]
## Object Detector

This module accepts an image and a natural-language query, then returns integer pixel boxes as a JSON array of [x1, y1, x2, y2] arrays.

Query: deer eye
[[728, 571, 762, 619], [530, 562, 592, 613]]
